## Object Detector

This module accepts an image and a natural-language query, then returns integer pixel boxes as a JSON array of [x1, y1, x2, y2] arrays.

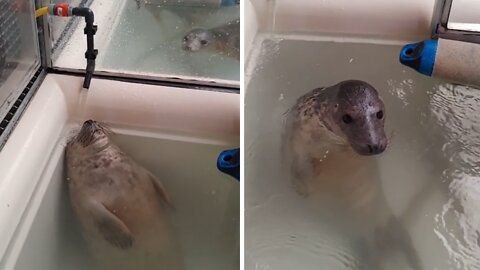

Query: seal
[[182, 19, 240, 60], [285, 80, 422, 270], [65, 120, 185, 270]]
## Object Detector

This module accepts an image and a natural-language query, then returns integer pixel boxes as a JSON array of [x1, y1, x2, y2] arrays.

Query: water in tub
[[13, 123, 239, 270], [245, 34, 480, 270]]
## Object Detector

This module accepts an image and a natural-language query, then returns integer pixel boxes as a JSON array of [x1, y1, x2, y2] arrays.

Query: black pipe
[[71, 7, 97, 89]]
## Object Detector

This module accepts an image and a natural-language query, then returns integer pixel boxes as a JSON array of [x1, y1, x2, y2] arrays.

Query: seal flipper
[[290, 155, 315, 197], [374, 216, 423, 270], [144, 169, 174, 208], [88, 200, 133, 249], [354, 238, 382, 270], [388, 218, 423, 270]]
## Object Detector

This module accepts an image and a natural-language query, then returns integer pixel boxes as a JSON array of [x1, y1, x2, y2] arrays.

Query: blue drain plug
[[399, 38, 480, 88], [217, 148, 240, 181], [399, 39, 437, 77]]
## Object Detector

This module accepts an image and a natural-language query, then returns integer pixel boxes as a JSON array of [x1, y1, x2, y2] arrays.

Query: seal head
[[323, 80, 387, 155], [67, 120, 111, 157], [182, 29, 212, 52]]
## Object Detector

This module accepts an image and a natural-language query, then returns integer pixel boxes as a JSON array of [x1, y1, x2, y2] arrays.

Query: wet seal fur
[[285, 80, 422, 270], [182, 19, 240, 60], [66, 120, 184, 270]]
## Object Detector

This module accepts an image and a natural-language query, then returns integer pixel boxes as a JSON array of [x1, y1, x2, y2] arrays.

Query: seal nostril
[[379, 144, 385, 152], [376, 110, 384, 119], [366, 144, 386, 154], [342, 114, 353, 124], [367, 144, 374, 153]]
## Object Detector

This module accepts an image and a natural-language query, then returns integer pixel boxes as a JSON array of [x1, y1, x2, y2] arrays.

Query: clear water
[[13, 125, 239, 270], [50, 0, 239, 83], [245, 34, 480, 270], [99, 0, 240, 82]]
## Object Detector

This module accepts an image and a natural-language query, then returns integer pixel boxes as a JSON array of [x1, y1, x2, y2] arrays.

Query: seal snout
[[366, 143, 387, 155], [182, 29, 211, 52], [351, 129, 388, 156], [75, 119, 110, 148], [352, 139, 387, 156], [81, 119, 97, 133], [84, 119, 94, 126]]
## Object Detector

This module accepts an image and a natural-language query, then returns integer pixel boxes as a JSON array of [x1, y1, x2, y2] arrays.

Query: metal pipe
[[46, 4, 98, 89]]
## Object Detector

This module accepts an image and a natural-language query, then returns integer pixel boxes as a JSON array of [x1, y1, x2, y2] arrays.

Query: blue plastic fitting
[[217, 148, 240, 181], [399, 39, 438, 76], [221, 0, 240, 6]]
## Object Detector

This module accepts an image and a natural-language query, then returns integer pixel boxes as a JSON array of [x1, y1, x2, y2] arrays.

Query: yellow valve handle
[[35, 6, 48, 17]]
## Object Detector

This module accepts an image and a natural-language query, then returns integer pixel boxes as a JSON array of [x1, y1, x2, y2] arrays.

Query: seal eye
[[376, 110, 384, 119], [342, 114, 353, 124], [200, 40, 208, 45]]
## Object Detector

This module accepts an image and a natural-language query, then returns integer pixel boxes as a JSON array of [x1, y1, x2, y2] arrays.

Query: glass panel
[[447, 0, 480, 32], [49, 0, 240, 85], [47, 0, 92, 61], [0, 0, 41, 119]]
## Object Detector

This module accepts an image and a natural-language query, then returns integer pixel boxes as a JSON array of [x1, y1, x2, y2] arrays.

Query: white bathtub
[[245, 1, 480, 269], [0, 74, 240, 269]]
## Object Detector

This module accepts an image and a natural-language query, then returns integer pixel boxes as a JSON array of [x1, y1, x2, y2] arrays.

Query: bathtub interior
[[0, 74, 239, 270], [12, 126, 239, 270], [245, 34, 480, 269]]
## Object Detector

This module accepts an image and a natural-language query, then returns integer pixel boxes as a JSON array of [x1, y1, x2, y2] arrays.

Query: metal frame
[[0, 0, 47, 150], [432, 0, 480, 43], [0, 68, 46, 150], [48, 68, 240, 93]]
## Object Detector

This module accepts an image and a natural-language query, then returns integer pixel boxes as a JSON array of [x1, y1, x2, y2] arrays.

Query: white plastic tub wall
[[249, 0, 435, 39]]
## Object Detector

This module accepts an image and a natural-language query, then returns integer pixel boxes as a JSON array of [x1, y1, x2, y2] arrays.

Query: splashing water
[[430, 84, 480, 270]]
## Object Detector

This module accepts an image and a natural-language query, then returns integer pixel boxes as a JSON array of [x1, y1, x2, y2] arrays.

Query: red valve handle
[[52, 4, 70, 17]]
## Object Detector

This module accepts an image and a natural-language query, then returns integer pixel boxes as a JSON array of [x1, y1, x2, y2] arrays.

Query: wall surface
[[250, 0, 436, 40]]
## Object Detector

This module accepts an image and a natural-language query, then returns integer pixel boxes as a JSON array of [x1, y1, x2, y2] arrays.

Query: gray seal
[[66, 120, 184, 270], [285, 80, 422, 270], [182, 19, 240, 60], [286, 80, 388, 190]]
